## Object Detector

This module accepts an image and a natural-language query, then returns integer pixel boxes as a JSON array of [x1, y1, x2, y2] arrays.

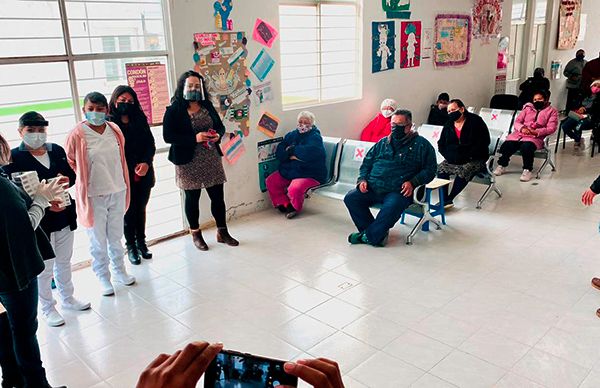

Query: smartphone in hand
[[204, 349, 298, 387]]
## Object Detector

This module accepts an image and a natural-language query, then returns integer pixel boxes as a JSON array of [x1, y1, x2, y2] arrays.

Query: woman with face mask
[[1, 112, 89, 327], [108, 86, 156, 265], [427, 92, 450, 126], [266, 111, 327, 218], [494, 90, 558, 182], [359, 98, 398, 142], [65, 92, 135, 297], [437, 99, 491, 207], [0, 133, 67, 388], [163, 70, 238, 251], [560, 80, 600, 150]]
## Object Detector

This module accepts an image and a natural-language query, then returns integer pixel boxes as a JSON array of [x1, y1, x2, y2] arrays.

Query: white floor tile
[[459, 329, 531, 369], [308, 332, 377, 374], [512, 348, 590, 388], [274, 314, 337, 351], [411, 312, 479, 347], [430, 350, 507, 387], [349, 351, 425, 387], [383, 330, 453, 371], [343, 313, 406, 349], [278, 284, 332, 313], [306, 298, 366, 329]]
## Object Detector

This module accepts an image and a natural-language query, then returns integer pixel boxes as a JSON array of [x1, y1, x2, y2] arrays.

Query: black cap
[[18, 111, 48, 127]]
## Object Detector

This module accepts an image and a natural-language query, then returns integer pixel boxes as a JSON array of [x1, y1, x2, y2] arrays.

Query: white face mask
[[381, 109, 394, 118], [23, 132, 47, 149], [297, 124, 312, 133]]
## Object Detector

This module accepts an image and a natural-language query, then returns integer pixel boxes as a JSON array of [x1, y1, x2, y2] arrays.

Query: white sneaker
[[62, 297, 91, 311], [520, 169, 533, 182], [493, 165, 506, 176], [99, 277, 115, 296], [43, 308, 65, 327], [113, 270, 136, 286]]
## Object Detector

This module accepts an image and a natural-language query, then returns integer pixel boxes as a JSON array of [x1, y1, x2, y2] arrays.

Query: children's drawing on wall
[[372, 21, 396, 73], [257, 112, 280, 138], [214, 0, 233, 31], [472, 0, 503, 41], [382, 0, 411, 19], [557, 0, 582, 49], [400, 21, 421, 69], [193, 31, 251, 137], [434, 14, 472, 67], [422, 28, 433, 59]]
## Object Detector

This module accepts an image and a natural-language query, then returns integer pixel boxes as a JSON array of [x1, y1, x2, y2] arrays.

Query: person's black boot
[[137, 240, 153, 259], [126, 243, 141, 265], [216, 227, 239, 246]]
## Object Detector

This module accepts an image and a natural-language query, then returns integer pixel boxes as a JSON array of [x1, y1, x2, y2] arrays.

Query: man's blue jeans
[[0, 281, 49, 388], [344, 188, 412, 245]]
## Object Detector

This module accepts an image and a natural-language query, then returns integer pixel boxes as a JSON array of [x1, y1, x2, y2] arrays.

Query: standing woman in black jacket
[[163, 70, 238, 251], [108, 86, 156, 265], [437, 99, 491, 207]]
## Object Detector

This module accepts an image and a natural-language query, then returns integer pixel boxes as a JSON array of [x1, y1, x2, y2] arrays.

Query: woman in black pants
[[163, 70, 238, 251], [108, 86, 156, 265]]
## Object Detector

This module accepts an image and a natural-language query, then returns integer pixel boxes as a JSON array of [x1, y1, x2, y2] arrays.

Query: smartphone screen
[[204, 349, 298, 387]]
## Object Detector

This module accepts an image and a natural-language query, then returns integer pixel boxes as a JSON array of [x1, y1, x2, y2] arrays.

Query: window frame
[[279, 0, 362, 111]]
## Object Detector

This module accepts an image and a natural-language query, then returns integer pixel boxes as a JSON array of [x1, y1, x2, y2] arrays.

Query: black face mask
[[577, 54, 585, 61], [116, 102, 134, 115], [448, 111, 462, 122], [391, 125, 407, 139], [533, 101, 545, 110]]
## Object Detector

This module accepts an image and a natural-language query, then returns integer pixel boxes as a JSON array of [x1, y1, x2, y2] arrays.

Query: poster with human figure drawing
[[193, 31, 251, 137], [400, 21, 421, 69], [557, 0, 581, 49], [434, 14, 472, 67], [472, 0, 503, 41], [382, 0, 411, 19], [372, 21, 396, 73]]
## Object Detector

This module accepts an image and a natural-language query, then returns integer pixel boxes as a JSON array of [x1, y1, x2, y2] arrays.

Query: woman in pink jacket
[[493, 90, 558, 182]]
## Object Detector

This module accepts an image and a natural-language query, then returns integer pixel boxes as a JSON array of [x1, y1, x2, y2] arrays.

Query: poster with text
[[372, 21, 396, 73], [193, 31, 252, 137], [400, 21, 421, 69], [434, 14, 472, 67], [382, 0, 411, 19], [557, 0, 581, 49], [422, 28, 433, 59], [257, 137, 283, 192], [125, 62, 169, 125], [472, 0, 503, 41]]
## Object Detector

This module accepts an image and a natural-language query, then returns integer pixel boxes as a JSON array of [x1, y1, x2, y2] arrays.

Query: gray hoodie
[[564, 57, 587, 89]]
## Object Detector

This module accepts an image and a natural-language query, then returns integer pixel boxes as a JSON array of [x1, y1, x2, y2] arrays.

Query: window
[[279, 0, 361, 109]]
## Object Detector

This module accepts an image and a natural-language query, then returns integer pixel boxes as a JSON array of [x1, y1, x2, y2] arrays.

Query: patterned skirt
[[438, 160, 486, 181], [175, 145, 227, 191]]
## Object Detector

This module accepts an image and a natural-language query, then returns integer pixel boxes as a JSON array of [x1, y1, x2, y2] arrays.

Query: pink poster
[[253, 18, 279, 48], [126, 62, 169, 125], [400, 21, 421, 69]]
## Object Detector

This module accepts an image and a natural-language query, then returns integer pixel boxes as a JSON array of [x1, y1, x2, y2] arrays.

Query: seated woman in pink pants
[[266, 111, 327, 218]]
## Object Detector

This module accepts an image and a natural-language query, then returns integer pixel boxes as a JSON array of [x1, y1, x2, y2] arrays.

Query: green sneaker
[[348, 232, 366, 244]]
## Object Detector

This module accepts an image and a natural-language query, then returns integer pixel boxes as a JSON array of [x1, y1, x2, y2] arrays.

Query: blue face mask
[[85, 111, 106, 126]]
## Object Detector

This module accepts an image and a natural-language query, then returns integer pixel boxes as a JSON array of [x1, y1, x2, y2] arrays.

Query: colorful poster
[[400, 21, 421, 69], [252, 81, 274, 104], [557, 0, 582, 50], [213, 0, 233, 31], [125, 62, 169, 125], [221, 133, 245, 165], [257, 137, 283, 192], [382, 0, 411, 19], [422, 28, 433, 59], [253, 18, 279, 48], [372, 21, 396, 73], [497, 36, 509, 72], [257, 112, 280, 138], [472, 0, 503, 41], [495, 74, 507, 94], [434, 14, 472, 67], [193, 31, 252, 137], [250, 49, 275, 81]]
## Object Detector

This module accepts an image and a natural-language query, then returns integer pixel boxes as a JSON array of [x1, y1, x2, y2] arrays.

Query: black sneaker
[[276, 205, 287, 213], [285, 204, 297, 219]]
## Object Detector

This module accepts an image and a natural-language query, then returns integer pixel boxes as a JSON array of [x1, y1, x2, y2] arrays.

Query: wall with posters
[[166, 0, 512, 224]]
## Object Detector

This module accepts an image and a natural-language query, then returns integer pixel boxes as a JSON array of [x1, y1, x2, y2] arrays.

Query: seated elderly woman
[[560, 80, 600, 150], [360, 98, 398, 142], [265, 111, 327, 219], [494, 90, 558, 182], [437, 99, 490, 208]]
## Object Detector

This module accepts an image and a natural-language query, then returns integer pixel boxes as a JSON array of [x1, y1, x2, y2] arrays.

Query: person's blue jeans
[[344, 188, 412, 245], [561, 117, 592, 142], [0, 281, 49, 388]]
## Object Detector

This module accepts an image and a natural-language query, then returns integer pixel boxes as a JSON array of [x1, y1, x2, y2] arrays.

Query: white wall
[[168, 0, 512, 225]]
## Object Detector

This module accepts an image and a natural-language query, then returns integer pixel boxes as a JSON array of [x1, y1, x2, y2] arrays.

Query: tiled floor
[[40, 141, 600, 388]]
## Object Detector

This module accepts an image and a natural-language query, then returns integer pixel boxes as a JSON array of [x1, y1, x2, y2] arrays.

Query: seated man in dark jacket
[[437, 99, 490, 207], [344, 109, 437, 247], [266, 111, 327, 219]]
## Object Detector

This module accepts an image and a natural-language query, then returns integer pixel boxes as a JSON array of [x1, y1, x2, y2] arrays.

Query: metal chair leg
[[406, 216, 426, 245], [493, 185, 502, 197], [554, 127, 561, 154], [536, 156, 549, 179], [477, 183, 494, 209]]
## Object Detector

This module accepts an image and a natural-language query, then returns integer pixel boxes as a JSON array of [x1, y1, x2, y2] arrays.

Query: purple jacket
[[506, 103, 558, 150]]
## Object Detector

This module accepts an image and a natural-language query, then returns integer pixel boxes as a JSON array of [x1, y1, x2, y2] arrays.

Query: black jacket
[[438, 112, 491, 165], [2, 143, 77, 234], [591, 175, 600, 194], [163, 101, 226, 165], [108, 114, 156, 187], [518, 76, 550, 107], [427, 105, 449, 126]]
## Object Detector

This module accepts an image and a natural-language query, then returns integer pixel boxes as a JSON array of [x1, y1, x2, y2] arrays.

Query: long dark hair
[[171, 70, 210, 109], [108, 85, 148, 126]]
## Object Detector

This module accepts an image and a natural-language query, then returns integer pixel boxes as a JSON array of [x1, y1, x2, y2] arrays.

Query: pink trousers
[[265, 171, 320, 212]]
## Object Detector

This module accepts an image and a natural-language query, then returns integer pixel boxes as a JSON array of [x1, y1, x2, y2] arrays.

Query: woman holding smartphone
[[163, 70, 238, 251]]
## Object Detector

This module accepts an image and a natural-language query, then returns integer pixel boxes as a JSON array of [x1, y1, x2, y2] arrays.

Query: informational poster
[[213, 0, 233, 31], [434, 14, 472, 67], [252, 81, 274, 104], [472, 0, 503, 41], [400, 21, 421, 69], [193, 31, 252, 137], [372, 21, 396, 73], [382, 0, 411, 19], [221, 133, 245, 165], [578, 14, 587, 42], [257, 137, 283, 192], [125, 62, 170, 125], [557, 0, 582, 49], [250, 49, 275, 81], [257, 112, 280, 138], [495, 74, 507, 94], [253, 18, 279, 48], [422, 28, 433, 59]]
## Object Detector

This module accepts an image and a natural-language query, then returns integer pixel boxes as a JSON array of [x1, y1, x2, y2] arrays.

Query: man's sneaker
[[99, 277, 115, 296], [43, 308, 65, 327], [113, 270, 136, 286], [443, 200, 454, 209], [62, 297, 91, 311], [520, 169, 533, 182], [493, 165, 506, 176], [348, 232, 366, 244]]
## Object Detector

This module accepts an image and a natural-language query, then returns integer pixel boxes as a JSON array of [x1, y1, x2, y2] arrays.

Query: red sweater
[[360, 113, 391, 142]]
